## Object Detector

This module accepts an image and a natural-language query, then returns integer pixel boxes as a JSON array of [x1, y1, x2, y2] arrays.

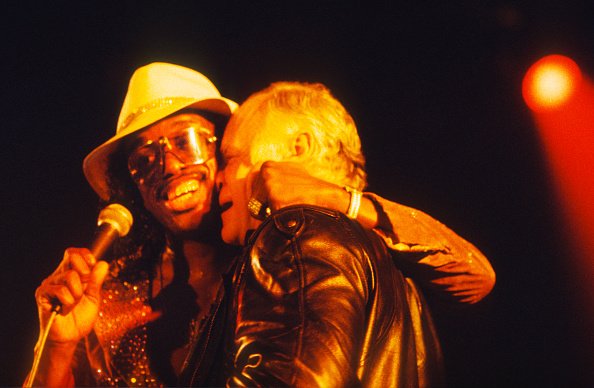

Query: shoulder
[[249, 205, 386, 267], [250, 205, 352, 242]]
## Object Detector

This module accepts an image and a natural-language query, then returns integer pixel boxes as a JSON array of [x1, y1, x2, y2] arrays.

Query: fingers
[[250, 165, 268, 204], [66, 249, 94, 279], [52, 248, 96, 276], [84, 261, 109, 304], [37, 270, 83, 315], [257, 161, 306, 210], [253, 161, 284, 211], [247, 163, 272, 220], [251, 160, 323, 214], [37, 247, 101, 314]]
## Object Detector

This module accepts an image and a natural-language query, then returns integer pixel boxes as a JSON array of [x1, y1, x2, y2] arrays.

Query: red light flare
[[522, 54, 583, 112], [523, 54, 594, 365]]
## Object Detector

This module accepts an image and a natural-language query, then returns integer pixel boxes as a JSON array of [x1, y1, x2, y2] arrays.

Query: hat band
[[118, 96, 197, 133]]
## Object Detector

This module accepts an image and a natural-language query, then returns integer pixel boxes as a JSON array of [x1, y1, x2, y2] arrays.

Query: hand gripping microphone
[[25, 204, 133, 387], [51, 203, 133, 313]]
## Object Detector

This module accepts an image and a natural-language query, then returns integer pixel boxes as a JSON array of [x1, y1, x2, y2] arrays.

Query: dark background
[[2, 2, 593, 386]]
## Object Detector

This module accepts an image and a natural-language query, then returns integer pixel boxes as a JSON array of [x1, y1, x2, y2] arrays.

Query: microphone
[[89, 203, 134, 261], [26, 204, 133, 387], [50, 203, 133, 313]]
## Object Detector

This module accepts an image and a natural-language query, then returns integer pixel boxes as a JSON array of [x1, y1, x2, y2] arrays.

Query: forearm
[[302, 187, 495, 303], [258, 161, 495, 303], [366, 192, 495, 304], [26, 341, 77, 387]]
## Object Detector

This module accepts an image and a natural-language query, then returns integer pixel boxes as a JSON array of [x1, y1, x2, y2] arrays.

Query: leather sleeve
[[365, 192, 496, 304], [227, 207, 373, 387]]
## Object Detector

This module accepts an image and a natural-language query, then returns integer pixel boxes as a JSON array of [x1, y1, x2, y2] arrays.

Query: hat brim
[[83, 96, 237, 200]]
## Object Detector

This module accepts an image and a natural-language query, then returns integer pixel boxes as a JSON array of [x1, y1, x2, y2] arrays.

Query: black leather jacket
[[226, 205, 444, 387]]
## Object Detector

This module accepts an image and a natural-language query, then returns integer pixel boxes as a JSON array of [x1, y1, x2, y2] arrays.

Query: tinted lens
[[127, 126, 216, 182], [169, 127, 216, 165], [128, 143, 160, 181]]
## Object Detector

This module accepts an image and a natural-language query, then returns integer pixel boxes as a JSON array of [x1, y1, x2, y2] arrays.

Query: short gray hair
[[239, 82, 367, 190]]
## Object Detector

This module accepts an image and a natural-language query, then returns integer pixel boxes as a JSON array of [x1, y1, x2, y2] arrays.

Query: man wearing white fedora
[[29, 62, 494, 386]]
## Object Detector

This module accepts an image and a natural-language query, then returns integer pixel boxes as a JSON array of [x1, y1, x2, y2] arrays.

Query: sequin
[[119, 97, 195, 131], [86, 247, 219, 387], [92, 262, 161, 387]]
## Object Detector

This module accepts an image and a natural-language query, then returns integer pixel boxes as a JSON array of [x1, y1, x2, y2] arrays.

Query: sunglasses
[[128, 126, 217, 184]]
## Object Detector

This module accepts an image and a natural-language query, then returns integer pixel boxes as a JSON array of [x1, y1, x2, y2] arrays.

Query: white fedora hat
[[83, 62, 237, 200]]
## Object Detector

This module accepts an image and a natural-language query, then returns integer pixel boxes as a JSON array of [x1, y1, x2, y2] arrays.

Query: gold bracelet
[[344, 186, 362, 220]]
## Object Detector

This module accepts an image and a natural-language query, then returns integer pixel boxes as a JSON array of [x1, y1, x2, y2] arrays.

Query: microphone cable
[[24, 304, 61, 388]]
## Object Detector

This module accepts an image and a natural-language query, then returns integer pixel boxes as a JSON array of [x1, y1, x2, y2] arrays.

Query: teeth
[[168, 180, 199, 200]]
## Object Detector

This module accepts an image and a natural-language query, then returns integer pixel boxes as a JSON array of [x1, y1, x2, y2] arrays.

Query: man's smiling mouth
[[155, 169, 209, 201], [153, 172, 211, 213], [165, 179, 199, 200]]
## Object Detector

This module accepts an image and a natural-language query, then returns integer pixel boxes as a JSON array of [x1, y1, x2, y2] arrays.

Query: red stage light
[[522, 54, 582, 111], [523, 55, 594, 360]]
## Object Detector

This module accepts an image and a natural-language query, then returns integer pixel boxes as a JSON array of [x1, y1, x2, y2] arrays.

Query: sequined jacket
[[225, 205, 445, 387]]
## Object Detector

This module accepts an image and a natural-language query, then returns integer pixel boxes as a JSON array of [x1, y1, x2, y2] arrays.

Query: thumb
[[85, 261, 109, 303], [250, 168, 267, 203], [248, 168, 271, 219]]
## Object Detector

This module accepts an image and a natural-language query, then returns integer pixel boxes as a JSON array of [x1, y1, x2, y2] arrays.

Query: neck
[[167, 233, 220, 273], [167, 234, 213, 257], [151, 232, 222, 298]]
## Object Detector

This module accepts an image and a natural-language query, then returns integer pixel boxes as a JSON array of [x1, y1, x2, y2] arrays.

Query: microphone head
[[97, 203, 134, 237]]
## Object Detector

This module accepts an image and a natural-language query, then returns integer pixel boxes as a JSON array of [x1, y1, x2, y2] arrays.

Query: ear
[[292, 132, 312, 157]]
